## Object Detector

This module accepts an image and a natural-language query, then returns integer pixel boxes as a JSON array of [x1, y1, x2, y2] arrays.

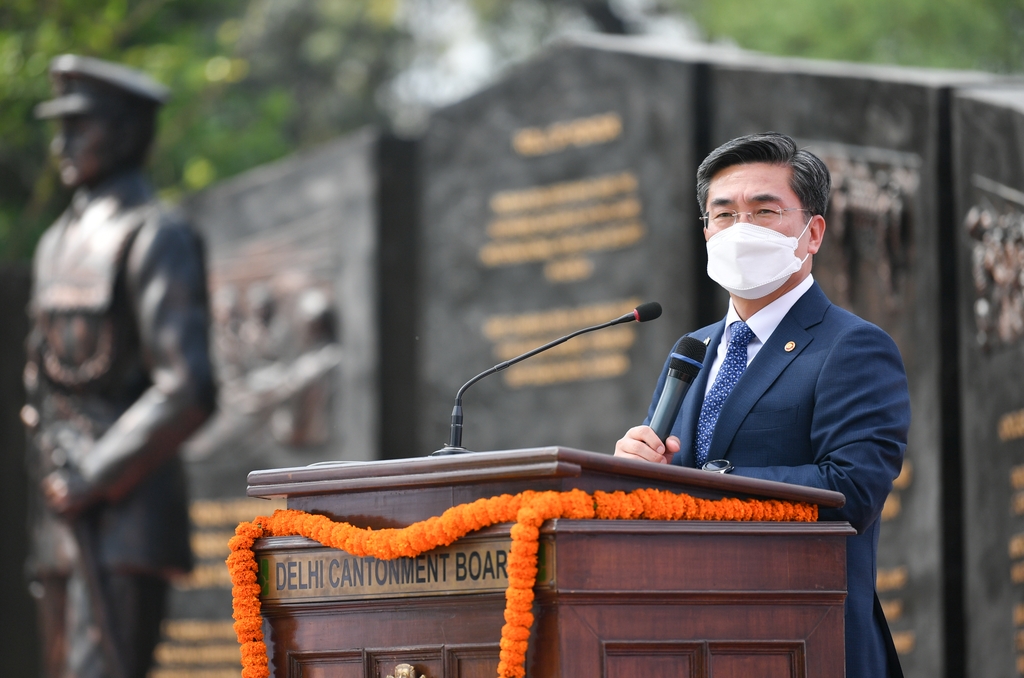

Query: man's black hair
[[695, 132, 832, 217]]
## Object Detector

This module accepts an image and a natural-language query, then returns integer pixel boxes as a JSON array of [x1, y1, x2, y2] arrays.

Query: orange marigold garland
[[227, 488, 816, 678]]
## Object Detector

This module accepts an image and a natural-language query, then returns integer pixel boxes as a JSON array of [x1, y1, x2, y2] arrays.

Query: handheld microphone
[[432, 301, 663, 456], [648, 336, 707, 443]]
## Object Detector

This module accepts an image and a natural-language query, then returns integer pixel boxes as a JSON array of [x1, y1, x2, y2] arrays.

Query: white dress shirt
[[703, 274, 815, 397]]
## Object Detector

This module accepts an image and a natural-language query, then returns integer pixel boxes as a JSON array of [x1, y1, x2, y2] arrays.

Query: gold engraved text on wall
[[174, 498, 286, 591], [149, 617, 241, 677], [1012, 464, 1024, 490], [891, 631, 916, 656], [1001, 408, 1024, 442], [1016, 603, 1024, 676], [877, 458, 911, 653], [877, 566, 908, 593], [879, 458, 911, 649], [1011, 463, 1024, 524], [1010, 470, 1024, 588], [482, 299, 639, 389], [480, 172, 645, 283], [880, 598, 904, 621], [882, 459, 913, 522], [155, 500, 283, 677], [1009, 465, 1024, 678], [512, 112, 622, 157]]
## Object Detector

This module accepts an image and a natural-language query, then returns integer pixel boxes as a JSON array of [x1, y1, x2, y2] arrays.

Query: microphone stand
[[432, 309, 651, 456]]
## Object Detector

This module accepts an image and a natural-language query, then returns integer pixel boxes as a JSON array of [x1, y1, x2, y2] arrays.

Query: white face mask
[[705, 218, 811, 300]]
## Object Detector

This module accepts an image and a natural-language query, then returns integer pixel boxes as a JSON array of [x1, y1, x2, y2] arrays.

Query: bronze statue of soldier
[[23, 55, 216, 678]]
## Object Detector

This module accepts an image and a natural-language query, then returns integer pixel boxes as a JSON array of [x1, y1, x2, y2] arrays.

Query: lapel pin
[[784, 341, 796, 352], [703, 337, 711, 346]]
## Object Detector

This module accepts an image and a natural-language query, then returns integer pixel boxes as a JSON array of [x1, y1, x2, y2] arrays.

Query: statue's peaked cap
[[35, 54, 169, 119]]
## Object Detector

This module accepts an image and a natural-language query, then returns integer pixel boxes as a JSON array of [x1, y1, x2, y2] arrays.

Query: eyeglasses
[[702, 206, 810, 229]]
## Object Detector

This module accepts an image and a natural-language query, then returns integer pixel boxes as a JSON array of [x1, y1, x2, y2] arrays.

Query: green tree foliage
[[0, 0, 409, 261], [677, 0, 1024, 73], [5, 0, 1023, 262]]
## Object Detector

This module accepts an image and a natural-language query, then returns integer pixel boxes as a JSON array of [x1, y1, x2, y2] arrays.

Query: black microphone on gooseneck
[[432, 301, 663, 456], [648, 336, 707, 443]]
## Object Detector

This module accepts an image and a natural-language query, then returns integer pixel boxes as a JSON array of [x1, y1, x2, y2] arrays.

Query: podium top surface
[[247, 447, 844, 509]]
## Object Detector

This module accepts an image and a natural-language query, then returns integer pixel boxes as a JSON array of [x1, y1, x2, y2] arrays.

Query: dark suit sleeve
[[730, 323, 910, 532], [77, 215, 216, 500]]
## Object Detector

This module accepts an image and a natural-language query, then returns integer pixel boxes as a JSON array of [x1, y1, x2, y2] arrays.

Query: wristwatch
[[702, 459, 734, 474]]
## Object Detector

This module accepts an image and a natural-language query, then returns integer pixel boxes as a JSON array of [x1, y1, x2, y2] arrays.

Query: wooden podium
[[247, 447, 851, 678]]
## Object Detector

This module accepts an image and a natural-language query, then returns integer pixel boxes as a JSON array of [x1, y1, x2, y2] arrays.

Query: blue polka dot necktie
[[694, 320, 754, 467]]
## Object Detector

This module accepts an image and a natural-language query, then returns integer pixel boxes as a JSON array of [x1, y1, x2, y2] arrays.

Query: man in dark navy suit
[[615, 132, 910, 678]]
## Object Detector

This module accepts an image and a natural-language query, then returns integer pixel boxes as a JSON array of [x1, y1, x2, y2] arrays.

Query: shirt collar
[[724, 274, 815, 345]]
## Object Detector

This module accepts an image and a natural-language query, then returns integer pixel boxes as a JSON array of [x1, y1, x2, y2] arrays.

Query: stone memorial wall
[[416, 39, 714, 457], [147, 130, 386, 678], [954, 86, 1024, 678], [0, 266, 38, 677], [8, 34, 1024, 678], [708, 55, 991, 678]]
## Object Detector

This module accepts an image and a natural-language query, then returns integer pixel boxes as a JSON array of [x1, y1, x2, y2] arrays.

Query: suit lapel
[[708, 283, 831, 461]]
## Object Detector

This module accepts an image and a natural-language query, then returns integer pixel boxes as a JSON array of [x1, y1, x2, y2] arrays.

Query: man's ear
[[807, 214, 826, 255]]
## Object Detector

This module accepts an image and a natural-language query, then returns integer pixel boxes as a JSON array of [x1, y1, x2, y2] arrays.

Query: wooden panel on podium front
[[248, 447, 851, 678]]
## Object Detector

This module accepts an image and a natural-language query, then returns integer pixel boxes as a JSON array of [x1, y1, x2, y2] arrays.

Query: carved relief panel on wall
[[184, 235, 342, 459], [803, 140, 924, 661], [806, 142, 921, 352], [963, 175, 1024, 350]]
